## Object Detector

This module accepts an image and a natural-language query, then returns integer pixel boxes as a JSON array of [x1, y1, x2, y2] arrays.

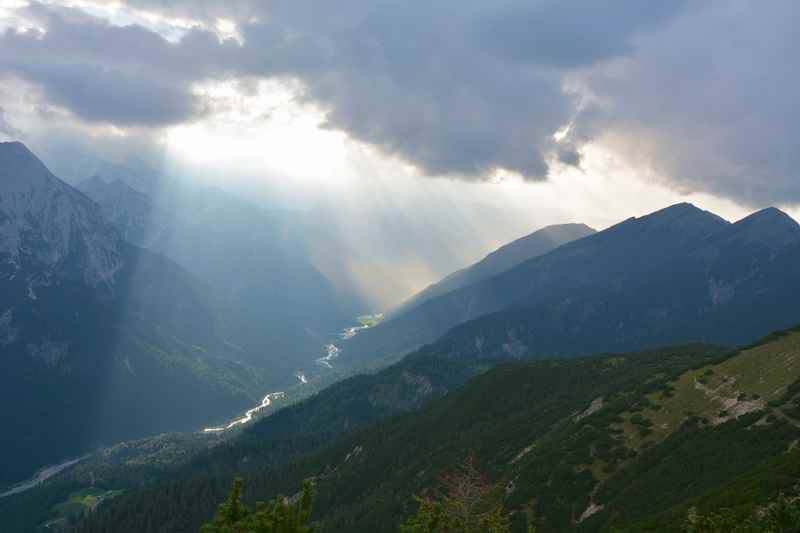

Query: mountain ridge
[[390, 222, 595, 318], [0, 141, 123, 288], [4, 196, 800, 531], [341, 203, 727, 360], [0, 142, 268, 487], [710, 206, 800, 250]]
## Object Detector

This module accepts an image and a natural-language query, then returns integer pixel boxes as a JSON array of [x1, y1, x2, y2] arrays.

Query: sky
[[0, 0, 798, 304]]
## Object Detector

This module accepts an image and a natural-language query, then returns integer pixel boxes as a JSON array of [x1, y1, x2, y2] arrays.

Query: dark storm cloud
[[1, 0, 799, 205], [556, 145, 581, 168], [0, 3, 246, 126], [262, 3, 570, 178], [10, 62, 199, 126], [228, 0, 688, 178], [0, 1, 689, 180], [478, 0, 691, 68], [574, 1, 800, 206]]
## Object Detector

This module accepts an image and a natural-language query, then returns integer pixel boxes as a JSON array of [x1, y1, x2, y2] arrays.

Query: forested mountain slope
[[75, 327, 800, 532], [0, 344, 491, 532]]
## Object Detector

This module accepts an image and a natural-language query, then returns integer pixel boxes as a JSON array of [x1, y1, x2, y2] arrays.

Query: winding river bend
[[315, 315, 382, 368], [316, 343, 340, 368], [1, 316, 384, 498], [202, 314, 382, 434], [203, 392, 286, 433]]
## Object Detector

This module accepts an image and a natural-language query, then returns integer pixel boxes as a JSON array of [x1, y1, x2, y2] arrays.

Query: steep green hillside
[[73, 328, 800, 532], [0, 352, 486, 532]]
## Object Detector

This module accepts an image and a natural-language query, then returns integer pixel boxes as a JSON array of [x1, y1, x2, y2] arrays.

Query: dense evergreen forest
[[200, 463, 800, 533], [6, 328, 800, 531], [63, 328, 800, 531]]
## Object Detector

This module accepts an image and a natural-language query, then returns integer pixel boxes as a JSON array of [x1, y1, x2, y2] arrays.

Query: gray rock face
[[0, 142, 123, 288], [0, 143, 259, 489]]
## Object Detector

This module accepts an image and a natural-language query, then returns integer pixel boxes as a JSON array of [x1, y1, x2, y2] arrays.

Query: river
[[202, 314, 382, 433], [203, 392, 286, 433], [0, 455, 90, 499], [1, 316, 383, 498]]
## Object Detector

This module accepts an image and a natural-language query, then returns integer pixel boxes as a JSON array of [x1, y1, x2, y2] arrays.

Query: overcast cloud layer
[[0, 0, 798, 206]]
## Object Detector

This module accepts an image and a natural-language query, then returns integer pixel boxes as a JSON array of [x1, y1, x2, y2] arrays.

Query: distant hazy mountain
[[82, 157, 166, 196], [79, 172, 362, 379], [292, 204, 568, 313], [343, 203, 800, 365], [0, 142, 262, 487], [391, 223, 595, 318], [77, 176, 166, 247]]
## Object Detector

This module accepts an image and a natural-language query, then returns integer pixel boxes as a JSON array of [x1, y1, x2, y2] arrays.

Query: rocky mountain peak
[[0, 142, 123, 288]]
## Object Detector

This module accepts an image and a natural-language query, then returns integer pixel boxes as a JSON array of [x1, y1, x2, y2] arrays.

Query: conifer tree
[[200, 478, 316, 533], [400, 456, 512, 533]]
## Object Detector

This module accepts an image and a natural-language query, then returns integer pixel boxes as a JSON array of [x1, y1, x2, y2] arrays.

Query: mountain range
[[342, 202, 800, 366], [77, 169, 360, 378], [389, 222, 596, 318], [3, 141, 800, 531], [59, 199, 798, 531], [0, 142, 266, 487]]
